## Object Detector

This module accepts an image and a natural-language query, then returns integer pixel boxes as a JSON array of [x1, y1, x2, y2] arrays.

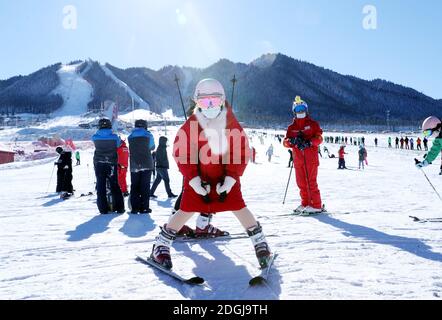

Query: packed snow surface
[[0, 127, 441, 300]]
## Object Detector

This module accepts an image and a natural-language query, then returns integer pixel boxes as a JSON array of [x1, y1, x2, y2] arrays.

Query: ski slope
[[0, 128, 441, 300], [100, 64, 149, 110], [51, 63, 93, 117]]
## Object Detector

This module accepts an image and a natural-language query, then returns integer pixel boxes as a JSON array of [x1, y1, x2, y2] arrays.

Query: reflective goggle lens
[[196, 96, 224, 110], [423, 129, 433, 137], [293, 104, 307, 113]]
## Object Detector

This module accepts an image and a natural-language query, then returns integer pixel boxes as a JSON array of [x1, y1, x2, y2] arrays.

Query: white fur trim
[[195, 107, 228, 155]]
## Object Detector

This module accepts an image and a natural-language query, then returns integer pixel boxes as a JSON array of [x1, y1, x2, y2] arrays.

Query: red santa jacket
[[173, 103, 250, 213], [117, 140, 129, 169], [283, 117, 323, 167]]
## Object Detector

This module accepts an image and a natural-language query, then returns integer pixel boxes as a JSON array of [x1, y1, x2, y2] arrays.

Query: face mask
[[296, 112, 306, 119], [201, 107, 222, 119]]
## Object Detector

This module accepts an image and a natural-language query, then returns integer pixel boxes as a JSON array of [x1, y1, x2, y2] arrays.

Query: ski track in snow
[[0, 128, 441, 300], [99, 64, 149, 110]]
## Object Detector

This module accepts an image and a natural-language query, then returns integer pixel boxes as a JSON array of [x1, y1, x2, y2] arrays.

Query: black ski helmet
[[135, 119, 148, 129], [55, 147, 63, 154], [98, 118, 112, 129]]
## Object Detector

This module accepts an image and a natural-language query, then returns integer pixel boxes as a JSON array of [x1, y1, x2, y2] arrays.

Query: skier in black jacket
[[150, 136, 177, 199], [54, 147, 74, 198]]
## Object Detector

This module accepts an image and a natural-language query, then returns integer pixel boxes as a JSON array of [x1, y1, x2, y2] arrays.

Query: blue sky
[[0, 0, 441, 98]]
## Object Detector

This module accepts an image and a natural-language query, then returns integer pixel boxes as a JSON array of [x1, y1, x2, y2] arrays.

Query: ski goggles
[[196, 95, 224, 110], [293, 104, 307, 113], [423, 129, 436, 137]]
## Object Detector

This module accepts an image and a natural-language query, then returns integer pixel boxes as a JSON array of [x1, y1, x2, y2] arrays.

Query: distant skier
[[54, 146, 74, 198], [374, 138, 378, 147], [75, 150, 81, 166], [288, 149, 293, 167], [358, 145, 367, 170], [117, 139, 129, 197], [405, 137, 410, 150], [400, 137, 405, 149], [283, 96, 324, 214], [150, 136, 177, 199], [416, 137, 422, 151], [415, 117, 442, 171], [128, 119, 155, 214], [92, 118, 125, 214], [251, 146, 257, 164], [338, 145, 348, 169], [423, 137, 429, 151], [410, 138, 414, 150], [395, 137, 399, 149], [388, 137, 392, 148], [266, 144, 274, 162], [149, 79, 271, 269]]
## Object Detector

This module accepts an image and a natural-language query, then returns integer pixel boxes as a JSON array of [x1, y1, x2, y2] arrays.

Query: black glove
[[300, 140, 312, 151], [289, 137, 303, 147]]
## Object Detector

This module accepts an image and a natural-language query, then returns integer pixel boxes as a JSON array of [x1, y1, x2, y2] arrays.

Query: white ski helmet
[[194, 78, 226, 101], [422, 116, 442, 138], [194, 79, 226, 119]]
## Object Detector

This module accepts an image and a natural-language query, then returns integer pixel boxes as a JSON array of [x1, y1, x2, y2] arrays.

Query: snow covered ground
[[0, 127, 441, 300]]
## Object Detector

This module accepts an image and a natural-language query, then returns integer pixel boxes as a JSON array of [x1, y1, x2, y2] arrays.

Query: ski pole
[[174, 74, 188, 210], [230, 74, 237, 108], [46, 163, 56, 193], [415, 159, 442, 202], [283, 163, 294, 205], [174, 74, 188, 121]]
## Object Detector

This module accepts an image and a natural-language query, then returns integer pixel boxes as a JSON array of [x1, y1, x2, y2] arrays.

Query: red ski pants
[[118, 167, 128, 193], [294, 161, 322, 209]]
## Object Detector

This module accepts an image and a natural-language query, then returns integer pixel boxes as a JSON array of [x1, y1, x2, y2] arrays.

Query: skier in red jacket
[[283, 96, 324, 214], [149, 79, 272, 270], [117, 140, 129, 197]]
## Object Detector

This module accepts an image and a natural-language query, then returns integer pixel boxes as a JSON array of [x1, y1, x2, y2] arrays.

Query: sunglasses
[[196, 96, 224, 110]]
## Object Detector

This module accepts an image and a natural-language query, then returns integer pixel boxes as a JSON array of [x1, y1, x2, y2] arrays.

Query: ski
[[135, 255, 205, 285], [249, 253, 278, 286], [79, 192, 94, 197], [409, 216, 442, 223], [175, 234, 279, 243]]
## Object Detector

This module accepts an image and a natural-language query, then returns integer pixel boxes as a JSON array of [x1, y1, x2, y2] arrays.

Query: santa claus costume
[[149, 79, 272, 270]]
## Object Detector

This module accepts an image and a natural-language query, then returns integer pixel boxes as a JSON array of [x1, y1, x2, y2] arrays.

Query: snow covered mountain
[[1, 54, 441, 127]]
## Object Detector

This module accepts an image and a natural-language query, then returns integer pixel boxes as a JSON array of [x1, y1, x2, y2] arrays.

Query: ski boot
[[60, 192, 73, 200], [150, 226, 177, 270], [247, 222, 271, 268], [300, 205, 326, 216], [195, 214, 229, 238], [176, 225, 195, 238], [293, 205, 306, 214]]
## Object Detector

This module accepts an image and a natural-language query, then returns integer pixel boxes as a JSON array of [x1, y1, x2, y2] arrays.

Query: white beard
[[194, 107, 228, 155]]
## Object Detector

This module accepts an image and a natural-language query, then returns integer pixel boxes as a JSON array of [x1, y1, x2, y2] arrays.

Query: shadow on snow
[[150, 241, 282, 300], [65, 214, 121, 242], [119, 214, 156, 238], [315, 215, 442, 263]]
